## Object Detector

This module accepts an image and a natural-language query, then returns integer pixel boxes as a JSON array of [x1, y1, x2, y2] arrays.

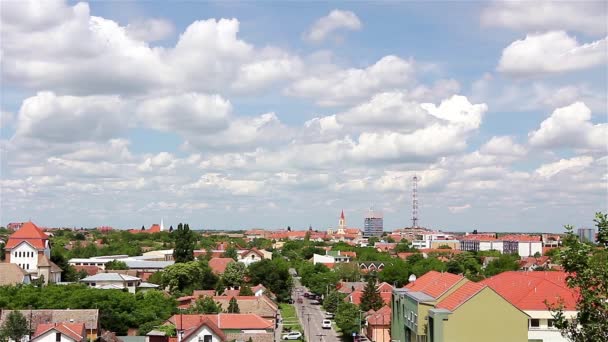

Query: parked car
[[282, 332, 303, 340], [324, 312, 335, 319], [311, 300, 321, 305], [303, 293, 310, 298], [322, 320, 332, 329]]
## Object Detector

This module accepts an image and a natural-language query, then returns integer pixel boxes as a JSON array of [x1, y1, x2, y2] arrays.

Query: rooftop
[[404, 271, 464, 299]]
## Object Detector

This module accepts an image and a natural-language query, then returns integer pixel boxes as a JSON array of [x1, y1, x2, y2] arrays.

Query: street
[[292, 280, 341, 342]]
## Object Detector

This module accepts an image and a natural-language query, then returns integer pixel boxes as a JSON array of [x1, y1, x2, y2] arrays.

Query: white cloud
[[136, 93, 231, 134], [497, 31, 607, 76], [305, 9, 361, 42], [286, 55, 415, 106], [125, 18, 175, 42], [481, 1, 607, 36], [529, 102, 607, 151], [536, 156, 594, 179], [13, 91, 127, 144], [448, 204, 471, 213], [480, 136, 526, 157]]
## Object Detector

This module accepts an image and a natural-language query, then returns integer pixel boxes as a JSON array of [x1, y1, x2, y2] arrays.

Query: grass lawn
[[279, 303, 302, 333]]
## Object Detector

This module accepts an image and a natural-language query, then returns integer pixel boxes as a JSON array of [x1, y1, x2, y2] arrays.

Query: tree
[[335, 302, 361, 338], [359, 277, 383, 312], [0, 311, 29, 342], [173, 223, 195, 263], [484, 254, 519, 277], [105, 260, 128, 270], [323, 291, 346, 314], [222, 245, 238, 261], [227, 297, 240, 313], [239, 285, 254, 296], [191, 297, 222, 314], [222, 262, 246, 289], [597, 212, 608, 246], [247, 259, 293, 301], [0, 243, 5, 261], [378, 259, 410, 287], [548, 213, 608, 342]]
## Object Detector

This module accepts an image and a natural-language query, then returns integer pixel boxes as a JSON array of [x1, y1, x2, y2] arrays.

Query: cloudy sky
[[1, 0, 607, 232]]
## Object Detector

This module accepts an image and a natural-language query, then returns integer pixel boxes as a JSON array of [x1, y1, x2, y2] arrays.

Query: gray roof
[[81, 273, 140, 282], [124, 260, 174, 269], [117, 337, 146, 342], [98, 284, 124, 290], [402, 291, 436, 302], [138, 282, 160, 288]]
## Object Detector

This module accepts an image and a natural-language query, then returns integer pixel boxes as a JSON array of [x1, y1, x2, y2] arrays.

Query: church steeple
[[339, 210, 346, 231]]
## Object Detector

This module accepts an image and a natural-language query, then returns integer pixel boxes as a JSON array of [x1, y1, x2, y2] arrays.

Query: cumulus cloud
[[305, 9, 361, 42], [535, 156, 594, 179], [497, 31, 607, 76], [481, 1, 607, 36], [529, 102, 607, 152], [286, 55, 415, 106], [448, 204, 471, 213], [480, 136, 527, 157], [0, 1, 300, 95], [125, 18, 175, 42]]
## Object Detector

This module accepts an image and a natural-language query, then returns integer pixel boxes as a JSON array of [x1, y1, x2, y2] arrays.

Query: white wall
[[33, 330, 79, 342], [11, 243, 38, 271], [183, 326, 221, 342], [312, 254, 334, 265]]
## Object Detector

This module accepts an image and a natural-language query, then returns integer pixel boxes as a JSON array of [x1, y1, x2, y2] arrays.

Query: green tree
[[446, 252, 482, 281], [191, 297, 222, 314], [0, 311, 29, 342], [323, 291, 346, 314], [105, 260, 128, 270], [222, 245, 239, 261], [484, 254, 519, 277], [239, 285, 254, 296], [247, 259, 293, 301], [173, 223, 195, 263], [411, 257, 446, 277], [161, 262, 202, 293], [227, 297, 240, 313], [222, 262, 246, 289], [548, 213, 608, 342], [597, 212, 608, 246], [378, 259, 410, 287], [0, 243, 5, 261], [335, 302, 361, 338], [359, 277, 383, 312]]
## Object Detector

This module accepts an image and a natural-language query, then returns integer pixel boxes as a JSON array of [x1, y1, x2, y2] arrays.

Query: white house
[[80, 273, 152, 293], [4, 222, 62, 284], [238, 248, 270, 266], [179, 318, 226, 342], [31, 323, 86, 342], [312, 253, 335, 265]]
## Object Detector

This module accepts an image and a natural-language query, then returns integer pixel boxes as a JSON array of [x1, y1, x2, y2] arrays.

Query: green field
[[279, 303, 302, 334]]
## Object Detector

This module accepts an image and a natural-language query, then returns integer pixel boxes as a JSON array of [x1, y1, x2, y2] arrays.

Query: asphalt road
[[292, 282, 341, 342]]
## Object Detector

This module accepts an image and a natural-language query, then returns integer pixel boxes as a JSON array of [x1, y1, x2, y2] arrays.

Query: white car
[[282, 332, 302, 340], [324, 312, 335, 319], [322, 320, 332, 329]]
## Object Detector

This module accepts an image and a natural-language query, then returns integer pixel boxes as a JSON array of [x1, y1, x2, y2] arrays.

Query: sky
[[1, 0, 607, 232]]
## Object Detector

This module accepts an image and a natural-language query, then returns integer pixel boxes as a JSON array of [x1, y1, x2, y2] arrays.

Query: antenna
[[412, 175, 419, 228]]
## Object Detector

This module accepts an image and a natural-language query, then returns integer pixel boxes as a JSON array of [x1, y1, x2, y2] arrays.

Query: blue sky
[[1, 0, 606, 232]]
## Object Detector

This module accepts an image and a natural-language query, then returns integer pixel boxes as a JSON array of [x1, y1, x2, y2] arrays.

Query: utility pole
[[304, 313, 313, 342], [412, 175, 419, 228], [315, 334, 326, 342]]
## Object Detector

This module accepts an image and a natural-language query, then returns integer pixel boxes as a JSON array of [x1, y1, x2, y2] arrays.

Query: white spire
[[160, 218, 164, 231]]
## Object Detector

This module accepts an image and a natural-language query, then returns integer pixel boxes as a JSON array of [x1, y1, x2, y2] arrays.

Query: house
[[177, 317, 226, 342], [207, 296, 278, 325], [481, 271, 577, 342], [80, 273, 157, 293], [208, 258, 235, 275], [518, 256, 551, 271], [238, 248, 271, 266], [358, 262, 385, 272], [365, 306, 391, 342], [32, 323, 87, 342], [345, 283, 392, 306], [166, 314, 274, 342], [0, 263, 32, 286], [391, 271, 528, 342], [0, 310, 99, 341], [251, 284, 267, 297], [4, 221, 62, 284]]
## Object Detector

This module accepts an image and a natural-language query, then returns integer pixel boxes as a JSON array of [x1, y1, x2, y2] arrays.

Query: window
[[203, 335, 212, 342], [56, 333, 61, 342], [530, 319, 540, 328], [90, 282, 96, 286], [127, 282, 133, 287], [547, 319, 554, 328]]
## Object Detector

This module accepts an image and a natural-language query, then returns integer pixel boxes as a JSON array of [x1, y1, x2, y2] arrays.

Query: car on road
[[282, 332, 302, 340], [322, 320, 332, 329], [324, 312, 335, 319], [303, 293, 310, 298]]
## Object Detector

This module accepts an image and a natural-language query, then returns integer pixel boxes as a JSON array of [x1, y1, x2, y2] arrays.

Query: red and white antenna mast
[[412, 175, 419, 228]]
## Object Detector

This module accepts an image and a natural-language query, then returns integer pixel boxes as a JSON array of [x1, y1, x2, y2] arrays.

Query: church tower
[[338, 210, 346, 234]]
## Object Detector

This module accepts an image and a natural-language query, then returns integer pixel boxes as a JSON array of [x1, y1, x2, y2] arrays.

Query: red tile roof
[[435, 281, 486, 311], [168, 314, 273, 330], [222, 289, 240, 297], [500, 234, 541, 242], [181, 317, 226, 342], [208, 258, 235, 274], [193, 290, 216, 298], [345, 290, 391, 305], [73, 265, 100, 276], [366, 306, 391, 326], [405, 271, 464, 299], [480, 271, 577, 310], [6, 222, 48, 250], [33, 323, 85, 341]]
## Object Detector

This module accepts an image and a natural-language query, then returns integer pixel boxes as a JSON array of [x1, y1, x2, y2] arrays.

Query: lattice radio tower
[[412, 175, 419, 228]]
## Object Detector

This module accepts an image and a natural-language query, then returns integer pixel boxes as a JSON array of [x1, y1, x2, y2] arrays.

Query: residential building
[[4, 221, 62, 284], [167, 313, 274, 342], [208, 258, 235, 275], [364, 209, 383, 237], [365, 306, 391, 342], [481, 271, 577, 342], [238, 248, 271, 266], [0, 263, 32, 286], [0, 310, 99, 341], [391, 271, 528, 342], [79, 273, 157, 293], [577, 228, 595, 243], [459, 234, 542, 257], [312, 252, 351, 265], [32, 323, 87, 342]]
